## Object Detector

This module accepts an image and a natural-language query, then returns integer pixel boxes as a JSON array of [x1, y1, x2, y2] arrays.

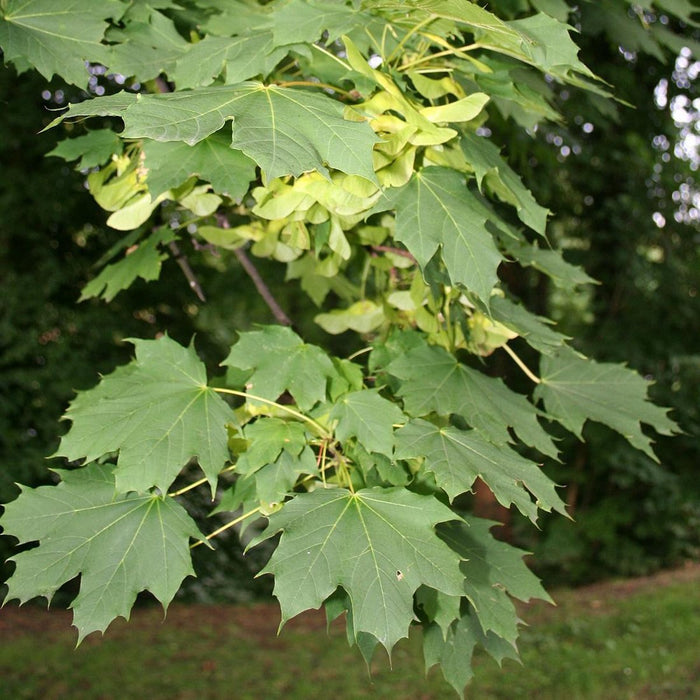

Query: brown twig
[[215, 213, 293, 326], [371, 245, 416, 262], [233, 247, 293, 326], [168, 241, 206, 302]]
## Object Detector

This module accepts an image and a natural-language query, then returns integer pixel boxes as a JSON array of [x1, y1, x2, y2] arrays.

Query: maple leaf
[[438, 517, 551, 643], [0, 0, 122, 85], [56, 335, 235, 494], [423, 611, 518, 698], [105, 9, 189, 83], [48, 130, 122, 170], [535, 346, 677, 460], [271, 0, 369, 45], [388, 341, 558, 458], [489, 295, 569, 355], [51, 83, 379, 181], [1, 464, 203, 642], [254, 486, 465, 651], [329, 389, 406, 457], [461, 133, 549, 235], [172, 32, 289, 89], [141, 133, 256, 198], [223, 326, 340, 412], [385, 167, 502, 304], [395, 419, 566, 521], [79, 228, 177, 302]]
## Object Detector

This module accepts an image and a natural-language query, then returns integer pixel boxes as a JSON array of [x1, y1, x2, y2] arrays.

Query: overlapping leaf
[[79, 228, 176, 302], [439, 517, 552, 642], [254, 486, 464, 651], [141, 133, 256, 198], [106, 9, 189, 82], [535, 347, 677, 459], [172, 32, 289, 89], [488, 296, 569, 355], [48, 130, 122, 170], [388, 341, 558, 458], [461, 133, 549, 235], [51, 83, 379, 181], [1, 464, 203, 641], [0, 0, 122, 85], [329, 389, 406, 457], [56, 335, 235, 493], [395, 419, 565, 521], [223, 326, 340, 411], [385, 167, 502, 303]]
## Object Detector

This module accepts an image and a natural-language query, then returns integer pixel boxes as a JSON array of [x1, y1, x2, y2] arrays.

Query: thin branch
[[233, 247, 293, 326], [371, 244, 417, 262], [169, 241, 206, 302]]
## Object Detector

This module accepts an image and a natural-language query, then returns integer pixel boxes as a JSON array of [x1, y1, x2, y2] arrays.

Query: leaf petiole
[[191, 507, 262, 548], [212, 387, 331, 437], [503, 344, 541, 384]]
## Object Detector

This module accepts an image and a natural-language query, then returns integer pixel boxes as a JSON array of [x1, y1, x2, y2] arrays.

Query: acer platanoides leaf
[[535, 346, 677, 460], [56, 335, 235, 494], [329, 389, 406, 457], [223, 325, 340, 411], [254, 486, 464, 651], [0, 0, 121, 85], [387, 167, 502, 304], [52, 83, 379, 181], [395, 419, 565, 521], [388, 341, 558, 458], [1, 464, 203, 642]]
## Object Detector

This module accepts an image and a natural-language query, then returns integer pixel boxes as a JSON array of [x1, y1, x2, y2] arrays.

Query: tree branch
[[168, 241, 206, 302], [215, 213, 293, 326], [233, 247, 293, 326]]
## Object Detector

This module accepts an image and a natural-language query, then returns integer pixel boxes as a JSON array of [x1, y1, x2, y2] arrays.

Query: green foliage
[[0, 0, 692, 694], [3, 464, 203, 642]]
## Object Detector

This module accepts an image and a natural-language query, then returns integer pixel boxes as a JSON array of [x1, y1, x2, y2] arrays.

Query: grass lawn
[[1, 564, 698, 699]]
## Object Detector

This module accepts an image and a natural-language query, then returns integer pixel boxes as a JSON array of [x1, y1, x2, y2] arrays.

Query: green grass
[[1, 571, 699, 699]]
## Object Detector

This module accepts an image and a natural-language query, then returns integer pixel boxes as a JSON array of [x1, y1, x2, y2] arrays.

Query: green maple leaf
[[141, 133, 256, 198], [253, 447, 318, 505], [56, 335, 235, 494], [0, 0, 122, 85], [388, 341, 558, 458], [423, 611, 518, 698], [272, 0, 368, 44], [395, 419, 565, 521], [461, 133, 549, 235], [106, 9, 189, 82], [172, 32, 289, 89], [438, 517, 551, 642], [236, 417, 308, 475], [48, 129, 122, 170], [53, 84, 379, 181], [1, 464, 203, 641], [79, 228, 176, 302], [223, 326, 340, 411], [535, 346, 677, 460], [422, 614, 481, 696], [254, 486, 464, 651], [329, 389, 406, 457], [499, 233, 597, 290], [488, 295, 569, 355], [509, 13, 598, 86], [386, 167, 502, 304]]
